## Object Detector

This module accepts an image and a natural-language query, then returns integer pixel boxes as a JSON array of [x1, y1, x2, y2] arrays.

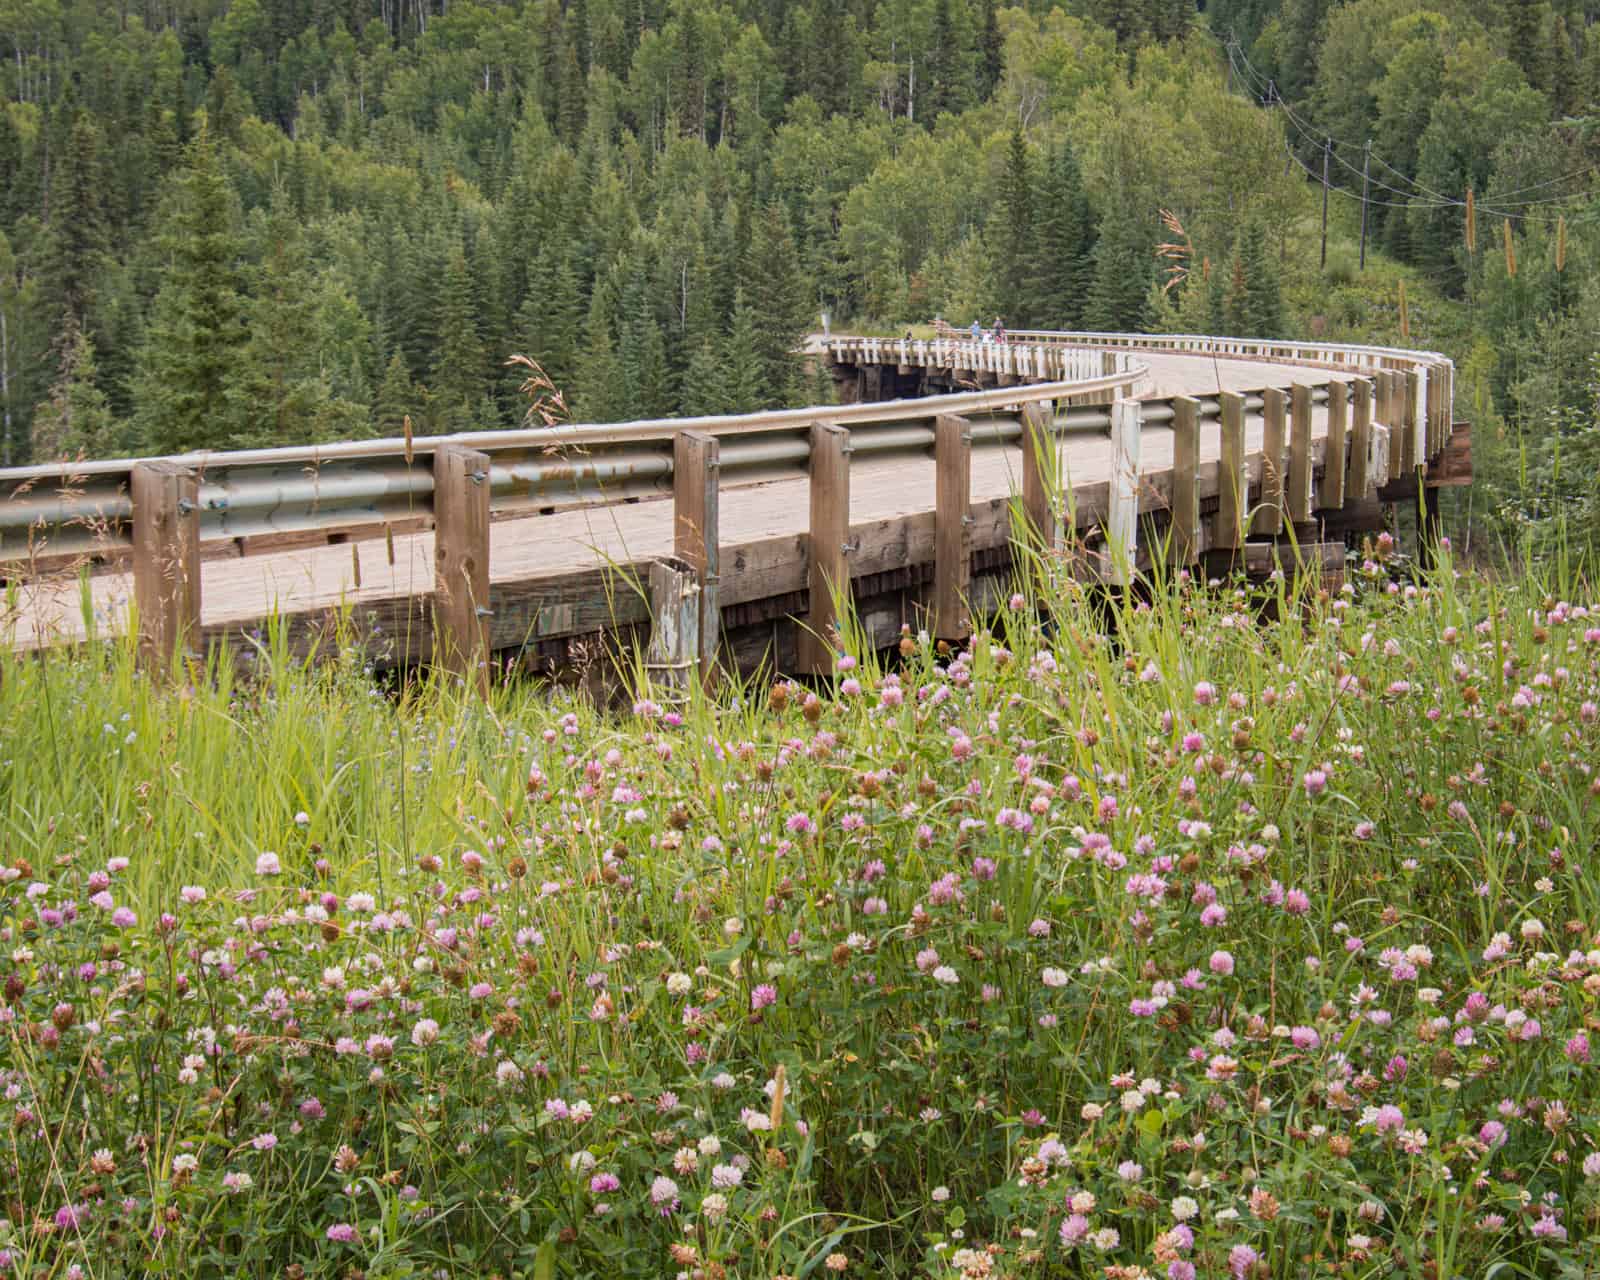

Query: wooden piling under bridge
[[0, 331, 1469, 683]]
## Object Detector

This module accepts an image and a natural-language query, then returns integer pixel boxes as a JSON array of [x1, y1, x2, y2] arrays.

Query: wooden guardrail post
[[1382, 372, 1404, 483], [433, 444, 492, 693], [1256, 388, 1286, 536], [131, 461, 200, 672], [1348, 377, 1373, 498], [1402, 369, 1421, 475], [1216, 391, 1247, 555], [646, 560, 700, 697], [800, 422, 851, 675], [933, 413, 972, 642], [1170, 396, 1200, 566], [674, 431, 720, 682], [1019, 400, 1057, 553], [1288, 382, 1313, 525], [1107, 398, 1141, 585], [1320, 380, 1347, 511]]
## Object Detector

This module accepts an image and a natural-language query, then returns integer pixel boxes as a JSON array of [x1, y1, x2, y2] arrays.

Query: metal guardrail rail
[[0, 343, 1144, 563]]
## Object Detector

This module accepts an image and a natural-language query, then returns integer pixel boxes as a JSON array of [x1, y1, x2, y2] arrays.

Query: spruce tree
[[719, 293, 767, 414], [978, 0, 1003, 99], [740, 203, 809, 409], [1029, 142, 1096, 329], [573, 287, 628, 423], [44, 114, 110, 342], [995, 129, 1036, 325], [1236, 221, 1282, 336], [373, 350, 417, 438], [1084, 216, 1154, 334], [429, 242, 485, 433], [131, 128, 248, 455], [680, 337, 730, 417], [31, 327, 119, 461]]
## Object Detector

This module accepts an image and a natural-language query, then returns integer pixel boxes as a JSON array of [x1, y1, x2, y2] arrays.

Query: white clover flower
[[1171, 1195, 1199, 1221], [666, 972, 693, 996], [697, 1135, 723, 1157]]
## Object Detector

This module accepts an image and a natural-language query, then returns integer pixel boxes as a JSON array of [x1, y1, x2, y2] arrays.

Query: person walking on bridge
[[970, 319, 981, 342]]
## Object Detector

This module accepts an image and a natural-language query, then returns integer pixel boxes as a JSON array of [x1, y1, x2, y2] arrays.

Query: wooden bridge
[[0, 330, 1467, 685]]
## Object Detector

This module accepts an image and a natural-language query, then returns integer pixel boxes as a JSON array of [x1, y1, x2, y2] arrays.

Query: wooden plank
[[1170, 395, 1200, 566], [800, 422, 851, 674], [130, 461, 200, 672], [1403, 369, 1421, 474], [432, 443, 492, 692], [932, 413, 972, 641], [1319, 379, 1347, 511], [1216, 391, 1247, 551], [673, 431, 720, 681], [1019, 400, 1057, 552], [1347, 377, 1372, 499], [1288, 382, 1313, 524], [1107, 398, 1141, 585], [1255, 387, 1286, 535]]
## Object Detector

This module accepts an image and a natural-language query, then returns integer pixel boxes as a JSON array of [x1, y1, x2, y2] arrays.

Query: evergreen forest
[[3, 0, 1600, 556]]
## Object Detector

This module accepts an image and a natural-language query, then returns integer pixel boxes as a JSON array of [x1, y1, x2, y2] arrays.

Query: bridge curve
[[0, 331, 1465, 679]]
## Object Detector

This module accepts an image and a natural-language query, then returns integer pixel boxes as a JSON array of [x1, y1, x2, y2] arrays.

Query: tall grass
[[1, 549, 1598, 1277]]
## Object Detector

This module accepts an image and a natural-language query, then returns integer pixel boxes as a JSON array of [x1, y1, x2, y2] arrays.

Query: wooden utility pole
[[1320, 137, 1331, 269], [1359, 142, 1371, 270]]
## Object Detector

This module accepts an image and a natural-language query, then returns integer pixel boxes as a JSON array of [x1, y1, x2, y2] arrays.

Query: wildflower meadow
[[2, 547, 1599, 1278]]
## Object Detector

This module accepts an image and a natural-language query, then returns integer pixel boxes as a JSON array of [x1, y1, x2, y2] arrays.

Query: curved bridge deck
[[0, 335, 1466, 679]]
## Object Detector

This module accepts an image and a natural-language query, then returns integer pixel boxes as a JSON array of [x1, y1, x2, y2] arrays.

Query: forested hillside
[[2, 0, 1599, 556]]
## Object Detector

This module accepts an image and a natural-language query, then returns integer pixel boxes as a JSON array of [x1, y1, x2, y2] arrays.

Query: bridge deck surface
[[5, 355, 1349, 651]]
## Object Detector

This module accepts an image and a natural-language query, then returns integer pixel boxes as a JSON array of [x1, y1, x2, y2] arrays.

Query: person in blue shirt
[[970, 319, 981, 341]]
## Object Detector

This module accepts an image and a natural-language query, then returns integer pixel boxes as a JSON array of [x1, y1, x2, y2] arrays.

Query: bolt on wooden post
[[432, 444, 492, 694], [800, 422, 851, 675], [932, 413, 972, 643], [673, 431, 720, 683], [131, 461, 201, 673]]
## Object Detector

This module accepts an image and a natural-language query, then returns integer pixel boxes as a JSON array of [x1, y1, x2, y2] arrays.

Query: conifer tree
[[574, 287, 628, 423], [995, 129, 1035, 324], [1237, 221, 1282, 336], [44, 114, 110, 342], [1084, 216, 1154, 334], [740, 203, 809, 409], [978, 0, 1003, 99], [1028, 142, 1096, 329], [373, 350, 418, 438], [719, 293, 767, 413], [429, 242, 486, 432], [31, 326, 119, 460], [131, 127, 248, 455]]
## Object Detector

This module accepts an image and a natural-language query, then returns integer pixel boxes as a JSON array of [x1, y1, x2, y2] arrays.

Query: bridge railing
[[1, 351, 1145, 674], [0, 357, 1147, 569]]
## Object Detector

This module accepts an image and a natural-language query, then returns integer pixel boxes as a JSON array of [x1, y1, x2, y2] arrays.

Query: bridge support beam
[[432, 443, 492, 694], [932, 414, 972, 643], [800, 422, 851, 675], [131, 461, 200, 674], [674, 431, 720, 684]]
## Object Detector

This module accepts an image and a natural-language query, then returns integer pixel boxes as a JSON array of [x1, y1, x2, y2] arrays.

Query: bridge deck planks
[[4, 355, 1355, 653]]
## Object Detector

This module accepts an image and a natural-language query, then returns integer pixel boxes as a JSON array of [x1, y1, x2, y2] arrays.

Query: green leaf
[[533, 1239, 556, 1280]]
